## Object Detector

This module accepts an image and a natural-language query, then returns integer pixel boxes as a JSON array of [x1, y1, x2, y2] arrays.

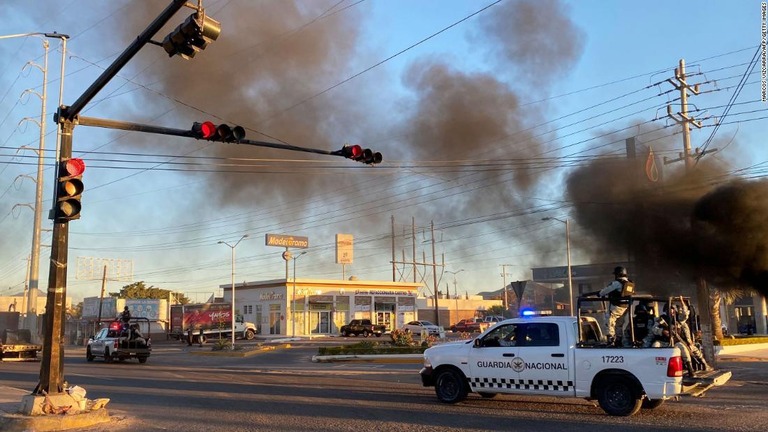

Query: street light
[[0, 32, 68, 339], [218, 234, 248, 348], [543, 217, 573, 316], [445, 269, 464, 322], [291, 251, 308, 338]]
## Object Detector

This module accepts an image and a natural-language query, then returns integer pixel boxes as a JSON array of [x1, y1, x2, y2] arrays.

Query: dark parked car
[[450, 318, 489, 333], [340, 319, 386, 337]]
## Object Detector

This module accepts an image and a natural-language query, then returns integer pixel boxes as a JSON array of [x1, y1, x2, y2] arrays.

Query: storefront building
[[220, 279, 423, 337]]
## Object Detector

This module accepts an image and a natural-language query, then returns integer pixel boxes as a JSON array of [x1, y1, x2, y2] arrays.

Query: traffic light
[[191, 121, 246, 142], [162, 12, 221, 60], [333, 144, 383, 165], [54, 158, 85, 222]]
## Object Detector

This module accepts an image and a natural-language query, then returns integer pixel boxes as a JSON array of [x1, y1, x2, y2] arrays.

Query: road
[[1, 341, 767, 432]]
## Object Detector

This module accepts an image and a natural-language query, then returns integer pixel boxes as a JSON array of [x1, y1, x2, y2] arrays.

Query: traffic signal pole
[[37, 0, 380, 395], [36, 118, 75, 394], [77, 115, 339, 157], [36, 0, 187, 395], [61, 0, 187, 121]]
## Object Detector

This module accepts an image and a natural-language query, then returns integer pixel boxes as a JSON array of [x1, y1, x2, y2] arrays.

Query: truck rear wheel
[[342, 330, 350, 337], [104, 349, 113, 363], [435, 368, 468, 404], [362, 330, 370, 338], [596, 376, 642, 416], [138, 356, 148, 364]]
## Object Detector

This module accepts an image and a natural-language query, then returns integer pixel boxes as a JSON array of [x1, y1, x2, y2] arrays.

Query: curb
[[0, 408, 111, 432], [189, 343, 291, 357], [716, 342, 768, 355], [312, 353, 423, 363]]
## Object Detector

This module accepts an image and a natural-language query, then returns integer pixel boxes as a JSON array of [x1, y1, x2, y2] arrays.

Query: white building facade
[[220, 279, 422, 337]]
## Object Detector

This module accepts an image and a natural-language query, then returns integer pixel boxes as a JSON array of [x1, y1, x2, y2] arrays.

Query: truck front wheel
[[86, 347, 94, 362], [244, 329, 255, 340], [434, 368, 468, 404], [138, 356, 148, 364], [596, 376, 642, 416]]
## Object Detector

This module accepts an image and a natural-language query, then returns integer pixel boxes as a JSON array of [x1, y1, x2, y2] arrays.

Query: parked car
[[484, 315, 504, 323], [450, 318, 489, 333], [340, 319, 386, 337], [401, 320, 441, 336]]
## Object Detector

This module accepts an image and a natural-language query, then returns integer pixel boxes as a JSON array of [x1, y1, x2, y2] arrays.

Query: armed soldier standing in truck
[[598, 266, 634, 346]]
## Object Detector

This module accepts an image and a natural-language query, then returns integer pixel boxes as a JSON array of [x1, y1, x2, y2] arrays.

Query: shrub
[[317, 340, 428, 356], [212, 338, 232, 351], [390, 329, 415, 346]]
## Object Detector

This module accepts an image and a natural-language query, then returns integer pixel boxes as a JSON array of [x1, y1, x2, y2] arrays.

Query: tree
[[67, 302, 83, 319], [486, 305, 506, 317], [110, 281, 190, 304]]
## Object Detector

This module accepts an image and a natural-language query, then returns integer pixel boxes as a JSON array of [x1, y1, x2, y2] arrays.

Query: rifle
[[657, 315, 693, 350]]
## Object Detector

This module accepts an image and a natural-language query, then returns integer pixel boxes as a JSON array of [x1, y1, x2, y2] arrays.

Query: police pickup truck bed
[[86, 318, 151, 364], [420, 312, 731, 416]]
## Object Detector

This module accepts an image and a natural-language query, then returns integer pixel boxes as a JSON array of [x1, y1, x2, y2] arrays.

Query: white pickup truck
[[420, 309, 731, 416]]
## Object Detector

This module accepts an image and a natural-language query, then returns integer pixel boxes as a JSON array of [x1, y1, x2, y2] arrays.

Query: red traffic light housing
[[54, 158, 85, 222], [333, 144, 382, 165], [191, 122, 246, 142], [162, 12, 221, 60]]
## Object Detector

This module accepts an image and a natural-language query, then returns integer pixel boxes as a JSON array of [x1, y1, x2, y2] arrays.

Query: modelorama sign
[[265, 233, 309, 248]]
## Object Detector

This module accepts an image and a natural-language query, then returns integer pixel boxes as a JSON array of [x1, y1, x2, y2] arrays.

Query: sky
[[1, 0, 767, 306]]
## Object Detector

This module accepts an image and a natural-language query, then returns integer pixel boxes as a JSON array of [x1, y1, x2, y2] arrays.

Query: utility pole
[[391, 215, 396, 282], [666, 59, 702, 170], [0, 32, 68, 341], [500, 265, 514, 315], [666, 58, 715, 366], [412, 217, 417, 283], [431, 221, 440, 327], [36, 0, 189, 395]]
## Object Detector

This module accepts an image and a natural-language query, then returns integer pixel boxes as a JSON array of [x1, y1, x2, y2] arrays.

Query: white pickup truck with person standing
[[420, 295, 732, 416]]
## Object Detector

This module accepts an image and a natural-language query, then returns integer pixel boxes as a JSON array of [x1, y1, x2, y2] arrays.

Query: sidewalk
[[717, 342, 768, 360]]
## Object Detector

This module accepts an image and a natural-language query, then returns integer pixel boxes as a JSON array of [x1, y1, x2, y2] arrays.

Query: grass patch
[[716, 335, 768, 346], [318, 341, 427, 356]]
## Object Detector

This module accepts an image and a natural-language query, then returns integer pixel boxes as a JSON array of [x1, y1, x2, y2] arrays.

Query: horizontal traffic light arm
[[74, 115, 381, 162]]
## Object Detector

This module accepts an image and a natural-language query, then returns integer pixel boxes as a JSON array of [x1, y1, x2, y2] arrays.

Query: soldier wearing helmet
[[623, 301, 654, 347], [598, 266, 631, 346], [650, 299, 713, 376]]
